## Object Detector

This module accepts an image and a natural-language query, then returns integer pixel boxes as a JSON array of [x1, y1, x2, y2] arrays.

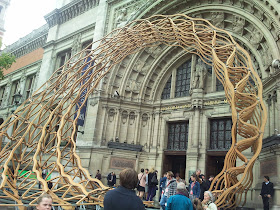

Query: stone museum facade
[[0, 0, 280, 208]]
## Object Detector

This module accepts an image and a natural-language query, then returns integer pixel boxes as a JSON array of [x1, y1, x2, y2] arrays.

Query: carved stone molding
[[45, 0, 99, 28], [3, 25, 48, 58]]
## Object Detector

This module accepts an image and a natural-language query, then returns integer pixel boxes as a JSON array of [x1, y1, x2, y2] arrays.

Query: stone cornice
[[3, 25, 48, 58], [262, 69, 280, 88], [43, 24, 95, 49], [44, 0, 99, 28]]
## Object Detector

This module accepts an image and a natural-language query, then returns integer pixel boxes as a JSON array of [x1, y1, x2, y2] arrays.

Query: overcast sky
[[2, 0, 56, 47]]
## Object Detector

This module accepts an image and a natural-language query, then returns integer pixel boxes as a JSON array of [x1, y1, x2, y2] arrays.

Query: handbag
[[137, 174, 144, 189], [151, 173, 158, 185]]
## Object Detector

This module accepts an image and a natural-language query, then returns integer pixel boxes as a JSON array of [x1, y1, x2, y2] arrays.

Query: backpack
[[151, 173, 158, 185]]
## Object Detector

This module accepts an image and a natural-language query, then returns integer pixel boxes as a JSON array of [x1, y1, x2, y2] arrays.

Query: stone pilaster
[[134, 111, 141, 144], [152, 111, 161, 149], [276, 83, 280, 132]]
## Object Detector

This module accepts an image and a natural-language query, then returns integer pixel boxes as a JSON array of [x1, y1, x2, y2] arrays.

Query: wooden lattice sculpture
[[0, 14, 266, 209]]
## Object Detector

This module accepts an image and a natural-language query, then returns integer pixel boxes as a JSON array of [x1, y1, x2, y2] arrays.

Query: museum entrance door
[[206, 151, 227, 177], [163, 151, 186, 179]]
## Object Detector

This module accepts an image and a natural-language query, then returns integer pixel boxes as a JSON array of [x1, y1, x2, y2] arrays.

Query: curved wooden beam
[[0, 14, 266, 208]]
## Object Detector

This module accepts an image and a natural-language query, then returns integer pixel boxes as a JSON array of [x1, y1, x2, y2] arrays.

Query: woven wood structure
[[0, 14, 266, 209]]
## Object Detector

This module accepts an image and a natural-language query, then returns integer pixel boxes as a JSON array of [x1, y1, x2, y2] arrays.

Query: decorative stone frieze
[[44, 0, 99, 28], [211, 12, 224, 29], [232, 15, 245, 35], [3, 25, 48, 58]]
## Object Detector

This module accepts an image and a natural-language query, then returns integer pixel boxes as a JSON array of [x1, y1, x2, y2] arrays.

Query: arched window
[[175, 60, 191, 97], [161, 76, 171, 99]]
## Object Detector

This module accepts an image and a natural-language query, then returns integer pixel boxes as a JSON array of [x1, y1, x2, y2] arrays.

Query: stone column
[[276, 84, 280, 132], [100, 105, 108, 145], [266, 96, 271, 136], [152, 111, 161, 149], [147, 112, 155, 150], [192, 108, 200, 148], [36, 44, 57, 89], [134, 111, 141, 144], [3, 79, 11, 107], [91, 0, 108, 48], [113, 108, 121, 140]]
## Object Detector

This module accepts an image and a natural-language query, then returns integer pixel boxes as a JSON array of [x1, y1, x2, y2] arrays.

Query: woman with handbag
[[137, 168, 146, 199], [146, 167, 158, 201]]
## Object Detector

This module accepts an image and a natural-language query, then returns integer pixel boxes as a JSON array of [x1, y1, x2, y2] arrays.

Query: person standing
[[199, 174, 208, 201], [104, 168, 145, 210], [189, 174, 200, 202], [205, 175, 214, 190], [146, 167, 158, 201], [202, 191, 217, 210], [259, 176, 274, 210], [137, 168, 146, 199], [144, 168, 149, 200], [95, 169, 102, 180], [175, 173, 182, 183], [36, 193, 53, 210], [159, 172, 167, 201], [166, 182, 193, 210], [160, 171, 177, 210], [107, 172, 116, 187], [189, 169, 202, 184]]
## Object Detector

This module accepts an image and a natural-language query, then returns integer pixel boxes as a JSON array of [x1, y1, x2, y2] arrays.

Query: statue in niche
[[193, 58, 208, 89], [141, 65, 150, 74], [211, 12, 224, 29], [122, 110, 128, 124], [261, 46, 273, 68], [108, 109, 115, 122], [251, 29, 263, 47], [134, 60, 144, 72], [116, 8, 128, 28], [71, 33, 82, 56], [146, 46, 162, 57], [232, 16, 245, 34], [126, 79, 141, 92]]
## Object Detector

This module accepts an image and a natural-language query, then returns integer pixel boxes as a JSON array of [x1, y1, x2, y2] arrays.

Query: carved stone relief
[[113, 1, 145, 29], [145, 46, 162, 58], [108, 108, 115, 122], [134, 60, 145, 72], [261, 47, 273, 68], [71, 33, 82, 56], [126, 79, 141, 93], [250, 28, 263, 48], [121, 110, 128, 124], [192, 58, 208, 89], [211, 12, 224, 29], [116, 8, 128, 28], [129, 112, 135, 125], [110, 157, 136, 170], [232, 16, 245, 35], [142, 113, 149, 127]]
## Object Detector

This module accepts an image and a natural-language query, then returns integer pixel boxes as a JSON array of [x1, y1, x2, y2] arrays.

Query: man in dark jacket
[[107, 172, 116, 187], [104, 168, 145, 210], [199, 174, 208, 201], [259, 176, 274, 210], [205, 175, 214, 190], [95, 169, 102, 180]]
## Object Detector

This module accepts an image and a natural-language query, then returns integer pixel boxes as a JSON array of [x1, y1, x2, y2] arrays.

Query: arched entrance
[[0, 14, 266, 209]]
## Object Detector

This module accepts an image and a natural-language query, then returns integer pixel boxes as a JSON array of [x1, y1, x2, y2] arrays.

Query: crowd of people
[[34, 168, 274, 210], [103, 167, 218, 210]]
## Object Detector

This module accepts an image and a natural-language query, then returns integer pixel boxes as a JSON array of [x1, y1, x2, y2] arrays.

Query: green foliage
[[0, 52, 16, 80]]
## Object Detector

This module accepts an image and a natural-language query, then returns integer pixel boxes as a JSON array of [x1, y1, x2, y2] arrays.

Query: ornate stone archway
[[0, 14, 266, 209]]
